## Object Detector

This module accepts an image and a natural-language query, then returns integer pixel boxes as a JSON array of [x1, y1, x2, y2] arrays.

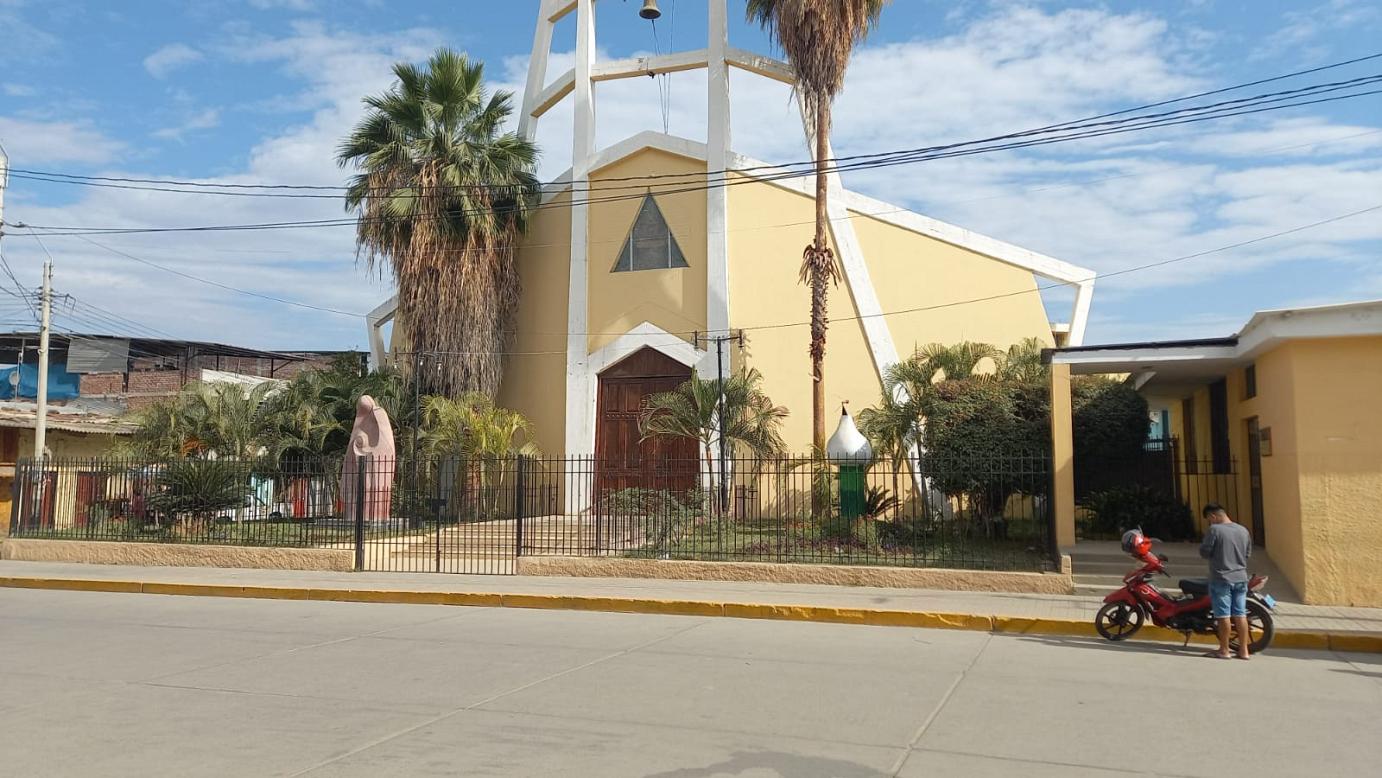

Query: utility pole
[[34, 261, 52, 462], [0, 141, 9, 241], [693, 330, 744, 516]]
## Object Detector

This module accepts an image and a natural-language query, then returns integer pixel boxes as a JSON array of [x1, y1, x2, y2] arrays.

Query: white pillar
[[1068, 279, 1095, 347], [518, 0, 558, 142], [703, 0, 732, 370], [564, 0, 597, 487]]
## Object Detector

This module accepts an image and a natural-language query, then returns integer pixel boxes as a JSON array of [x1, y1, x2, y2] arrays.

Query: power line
[[67, 235, 367, 317], [66, 203, 1375, 355], [9, 50, 1382, 197], [13, 79, 1382, 238]]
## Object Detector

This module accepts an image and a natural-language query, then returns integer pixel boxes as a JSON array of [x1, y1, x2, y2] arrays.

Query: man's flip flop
[[1203, 651, 1231, 659]]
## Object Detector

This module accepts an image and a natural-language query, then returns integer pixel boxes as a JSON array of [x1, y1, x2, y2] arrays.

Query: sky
[[0, 0, 1379, 352]]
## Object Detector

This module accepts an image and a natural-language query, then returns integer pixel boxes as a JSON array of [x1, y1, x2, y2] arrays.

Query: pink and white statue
[[340, 395, 397, 523]]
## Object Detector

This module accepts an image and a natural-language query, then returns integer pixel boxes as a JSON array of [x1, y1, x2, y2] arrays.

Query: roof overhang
[[1048, 299, 1382, 394]]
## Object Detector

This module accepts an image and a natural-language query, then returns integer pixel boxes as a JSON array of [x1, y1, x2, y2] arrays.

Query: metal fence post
[[353, 454, 366, 572], [7, 461, 24, 536], [514, 456, 526, 558]]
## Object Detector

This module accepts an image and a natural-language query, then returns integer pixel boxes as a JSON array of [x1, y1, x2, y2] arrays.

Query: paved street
[[1, 588, 1378, 777]]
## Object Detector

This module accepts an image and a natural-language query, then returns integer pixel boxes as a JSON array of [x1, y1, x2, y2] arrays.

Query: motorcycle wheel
[[1230, 600, 1275, 653], [1095, 602, 1144, 641]]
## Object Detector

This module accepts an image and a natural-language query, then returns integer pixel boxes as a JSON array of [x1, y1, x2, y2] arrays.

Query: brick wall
[[79, 373, 124, 396], [127, 371, 184, 395]]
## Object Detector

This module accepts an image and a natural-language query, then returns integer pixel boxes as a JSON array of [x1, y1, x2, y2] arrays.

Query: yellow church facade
[[366, 0, 1097, 462]]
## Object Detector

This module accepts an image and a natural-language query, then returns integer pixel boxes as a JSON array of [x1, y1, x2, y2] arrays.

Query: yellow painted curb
[[1327, 632, 1382, 654], [500, 593, 725, 618], [2, 575, 1378, 654], [141, 583, 312, 601], [0, 576, 143, 594]]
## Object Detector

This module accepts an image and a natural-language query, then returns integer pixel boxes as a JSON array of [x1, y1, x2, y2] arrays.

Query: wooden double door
[[594, 348, 698, 496]]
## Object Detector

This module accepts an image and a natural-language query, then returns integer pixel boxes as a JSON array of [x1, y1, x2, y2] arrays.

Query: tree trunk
[[811, 100, 831, 456]]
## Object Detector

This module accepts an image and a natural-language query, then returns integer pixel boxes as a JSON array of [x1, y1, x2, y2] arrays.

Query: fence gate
[[352, 456, 533, 574]]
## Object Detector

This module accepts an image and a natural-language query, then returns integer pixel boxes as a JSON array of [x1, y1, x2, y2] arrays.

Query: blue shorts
[[1209, 580, 1248, 619]]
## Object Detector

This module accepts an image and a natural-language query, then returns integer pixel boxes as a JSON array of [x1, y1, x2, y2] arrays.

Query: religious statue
[[340, 395, 397, 523]]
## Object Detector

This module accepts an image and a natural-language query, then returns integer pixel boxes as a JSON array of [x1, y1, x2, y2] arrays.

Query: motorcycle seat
[[1178, 578, 1210, 596]]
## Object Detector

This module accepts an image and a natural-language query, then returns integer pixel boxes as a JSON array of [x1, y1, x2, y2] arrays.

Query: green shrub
[[145, 459, 251, 526], [599, 488, 701, 553], [1083, 485, 1196, 541]]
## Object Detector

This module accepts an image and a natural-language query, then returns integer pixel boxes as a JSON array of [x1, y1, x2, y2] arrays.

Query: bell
[[639, 0, 662, 21]]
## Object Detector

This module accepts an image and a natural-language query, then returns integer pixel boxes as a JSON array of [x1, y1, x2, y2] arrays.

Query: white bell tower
[[518, 0, 808, 458]]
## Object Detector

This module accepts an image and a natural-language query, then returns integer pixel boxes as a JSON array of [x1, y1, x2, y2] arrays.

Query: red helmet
[[1121, 529, 1152, 557]]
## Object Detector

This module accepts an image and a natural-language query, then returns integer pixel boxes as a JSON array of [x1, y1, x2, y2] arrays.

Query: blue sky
[[0, 0, 1379, 351]]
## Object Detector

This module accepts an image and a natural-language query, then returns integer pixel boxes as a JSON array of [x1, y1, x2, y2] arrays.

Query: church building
[[366, 0, 1097, 471]]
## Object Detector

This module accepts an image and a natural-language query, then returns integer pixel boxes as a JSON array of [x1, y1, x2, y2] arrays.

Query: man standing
[[1199, 503, 1254, 659]]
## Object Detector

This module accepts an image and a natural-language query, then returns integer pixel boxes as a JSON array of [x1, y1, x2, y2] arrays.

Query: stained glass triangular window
[[612, 195, 688, 272]]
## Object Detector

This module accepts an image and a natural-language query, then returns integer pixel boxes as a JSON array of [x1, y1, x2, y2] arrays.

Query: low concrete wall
[[517, 556, 1074, 595], [0, 538, 354, 572]]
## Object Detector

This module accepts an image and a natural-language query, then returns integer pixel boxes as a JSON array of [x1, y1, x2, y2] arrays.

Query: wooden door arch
[[594, 347, 699, 498]]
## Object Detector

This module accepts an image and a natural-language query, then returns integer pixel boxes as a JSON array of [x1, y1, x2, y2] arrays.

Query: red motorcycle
[[1095, 530, 1276, 653]]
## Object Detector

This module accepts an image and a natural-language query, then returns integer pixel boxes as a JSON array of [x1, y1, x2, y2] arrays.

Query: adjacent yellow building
[[1051, 300, 1382, 607]]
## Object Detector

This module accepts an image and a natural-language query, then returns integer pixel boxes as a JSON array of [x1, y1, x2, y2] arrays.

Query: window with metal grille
[[612, 195, 688, 272], [1244, 363, 1257, 399]]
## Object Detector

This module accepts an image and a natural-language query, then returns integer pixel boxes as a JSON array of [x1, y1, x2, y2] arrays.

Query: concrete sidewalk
[[2, 560, 1380, 650]]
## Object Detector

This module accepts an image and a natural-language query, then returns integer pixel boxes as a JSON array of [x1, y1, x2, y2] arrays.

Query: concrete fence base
[[0, 538, 354, 572], [517, 556, 1075, 595]]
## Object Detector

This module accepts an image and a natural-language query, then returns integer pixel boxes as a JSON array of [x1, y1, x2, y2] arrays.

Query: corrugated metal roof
[[0, 402, 136, 435]]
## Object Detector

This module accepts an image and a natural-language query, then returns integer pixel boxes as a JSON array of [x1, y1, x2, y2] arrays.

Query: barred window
[[613, 195, 688, 272]]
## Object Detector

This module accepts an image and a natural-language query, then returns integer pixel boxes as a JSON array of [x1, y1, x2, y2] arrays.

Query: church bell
[[639, 0, 662, 21]]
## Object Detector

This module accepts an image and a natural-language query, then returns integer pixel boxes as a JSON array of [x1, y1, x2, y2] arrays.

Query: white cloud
[[1257, 0, 1382, 60], [152, 108, 222, 141], [0, 116, 124, 164], [0, 23, 441, 348], [5, 5, 1379, 349], [3, 83, 35, 97], [144, 43, 204, 79], [248, 0, 314, 10], [0, 0, 58, 64]]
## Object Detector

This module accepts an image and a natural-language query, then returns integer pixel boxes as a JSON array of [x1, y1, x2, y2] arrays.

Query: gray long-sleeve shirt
[[1199, 522, 1252, 584]]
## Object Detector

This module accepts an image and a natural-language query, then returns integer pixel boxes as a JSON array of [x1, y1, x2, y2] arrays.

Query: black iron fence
[[9, 452, 1056, 574], [1075, 444, 1239, 541]]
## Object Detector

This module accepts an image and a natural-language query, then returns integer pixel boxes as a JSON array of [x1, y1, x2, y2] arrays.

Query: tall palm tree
[[338, 48, 541, 397], [746, 0, 889, 454]]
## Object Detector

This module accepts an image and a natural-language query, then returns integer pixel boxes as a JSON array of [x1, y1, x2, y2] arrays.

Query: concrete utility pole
[[34, 260, 52, 462], [0, 141, 9, 238]]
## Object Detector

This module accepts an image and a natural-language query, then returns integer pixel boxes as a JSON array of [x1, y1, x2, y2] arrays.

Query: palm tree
[[260, 355, 408, 461], [914, 341, 1000, 382], [420, 393, 539, 518], [746, 0, 889, 454], [639, 368, 789, 495], [124, 382, 273, 460], [995, 337, 1048, 384], [338, 48, 541, 397], [420, 393, 539, 461]]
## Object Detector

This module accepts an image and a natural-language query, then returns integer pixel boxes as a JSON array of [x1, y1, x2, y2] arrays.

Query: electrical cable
[[11, 80, 1382, 238], [9, 50, 1381, 196]]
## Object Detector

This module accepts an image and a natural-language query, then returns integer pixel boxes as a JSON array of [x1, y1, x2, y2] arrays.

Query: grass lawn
[[16, 519, 423, 549], [623, 516, 1053, 572]]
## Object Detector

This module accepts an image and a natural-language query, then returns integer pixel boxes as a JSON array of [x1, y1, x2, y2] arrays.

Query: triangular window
[[612, 195, 688, 272]]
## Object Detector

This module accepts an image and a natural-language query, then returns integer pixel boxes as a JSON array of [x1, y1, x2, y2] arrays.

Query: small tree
[[420, 393, 538, 518], [145, 459, 252, 535], [639, 368, 789, 496]]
